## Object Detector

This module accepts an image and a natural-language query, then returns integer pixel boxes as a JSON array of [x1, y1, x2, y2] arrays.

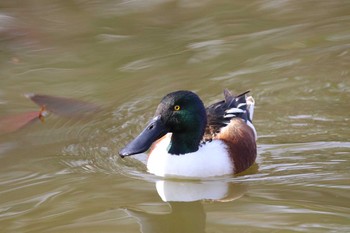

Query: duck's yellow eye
[[174, 105, 181, 111]]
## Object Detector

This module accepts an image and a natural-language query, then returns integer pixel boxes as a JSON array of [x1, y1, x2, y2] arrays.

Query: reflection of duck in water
[[120, 89, 257, 178], [123, 180, 246, 233]]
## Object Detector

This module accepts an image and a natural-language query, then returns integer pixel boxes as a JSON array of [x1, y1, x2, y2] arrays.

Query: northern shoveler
[[119, 89, 257, 178]]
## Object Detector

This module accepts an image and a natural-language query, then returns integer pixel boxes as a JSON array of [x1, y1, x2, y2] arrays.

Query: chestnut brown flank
[[216, 119, 257, 174]]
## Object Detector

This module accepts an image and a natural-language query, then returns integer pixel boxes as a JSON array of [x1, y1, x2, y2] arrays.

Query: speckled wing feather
[[203, 89, 251, 141]]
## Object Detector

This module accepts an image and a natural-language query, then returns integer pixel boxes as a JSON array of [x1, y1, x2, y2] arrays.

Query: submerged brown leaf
[[26, 94, 101, 117], [0, 94, 100, 134], [0, 108, 47, 134]]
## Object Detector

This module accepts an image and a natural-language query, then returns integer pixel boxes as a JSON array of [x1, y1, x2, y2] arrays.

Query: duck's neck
[[168, 132, 202, 155]]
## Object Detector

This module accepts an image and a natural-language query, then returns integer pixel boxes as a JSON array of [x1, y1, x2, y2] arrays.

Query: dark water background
[[1, 1, 349, 232]]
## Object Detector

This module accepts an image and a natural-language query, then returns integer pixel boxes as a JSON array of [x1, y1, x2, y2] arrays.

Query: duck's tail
[[246, 96, 255, 121]]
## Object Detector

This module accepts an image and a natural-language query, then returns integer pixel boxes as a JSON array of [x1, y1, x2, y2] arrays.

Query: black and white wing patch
[[204, 89, 252, 140]]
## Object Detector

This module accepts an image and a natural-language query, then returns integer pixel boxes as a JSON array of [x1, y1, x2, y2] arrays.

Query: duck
[[119, 89, 257, 178]]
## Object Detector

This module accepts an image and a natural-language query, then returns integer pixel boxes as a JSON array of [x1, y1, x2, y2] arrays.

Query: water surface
[[1, 1, 350, 232]]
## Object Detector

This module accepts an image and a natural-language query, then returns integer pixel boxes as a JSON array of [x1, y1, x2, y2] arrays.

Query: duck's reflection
[[123, 180, 246, 233]]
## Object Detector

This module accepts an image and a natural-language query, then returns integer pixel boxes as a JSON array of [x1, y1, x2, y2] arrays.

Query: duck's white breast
[[147, 134, 234, 178]]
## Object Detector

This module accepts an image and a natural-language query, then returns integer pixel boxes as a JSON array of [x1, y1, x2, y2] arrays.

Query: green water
[[1, 1, 350, 232]]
